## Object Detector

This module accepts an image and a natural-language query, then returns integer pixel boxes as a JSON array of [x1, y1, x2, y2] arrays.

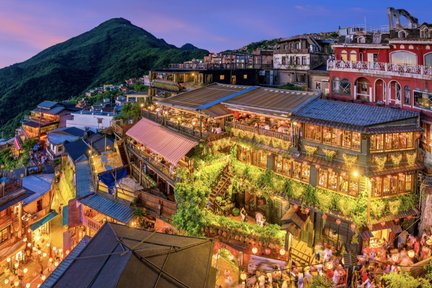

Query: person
[[240, 207, 248, 222]]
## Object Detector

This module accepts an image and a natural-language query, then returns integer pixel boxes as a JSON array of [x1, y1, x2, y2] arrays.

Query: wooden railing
[[232, 122, 291, 141], [138, 191, 176, 218], [85, 216, 103, 231]]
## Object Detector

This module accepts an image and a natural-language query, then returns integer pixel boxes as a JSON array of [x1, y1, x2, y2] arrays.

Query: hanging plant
[[390, 153, 402, 165], [388, 199, 401, 215], [231, 128, 240, 137], [342, 153, 357, 167], [304, 145, 318, 156], [406, 152, 417, 166], [370, 200, 385, 219], [373, 155, 387, 170], [322, 148, 337, 160], [262, 135, 272, 146], [281, 141, 291, 150]]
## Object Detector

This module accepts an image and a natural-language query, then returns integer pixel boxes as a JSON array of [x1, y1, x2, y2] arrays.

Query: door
[[375, 79, 384, 102], [231, 75, 236, 85]]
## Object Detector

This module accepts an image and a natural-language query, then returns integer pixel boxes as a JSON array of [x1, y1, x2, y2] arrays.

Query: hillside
[[0, 18, 208, 136]]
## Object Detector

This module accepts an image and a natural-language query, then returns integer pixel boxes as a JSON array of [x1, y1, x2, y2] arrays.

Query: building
[[117, 84, 422, 264], [41, 222, 216, 288], [20, 101, 78, 141], [66, 110, 115, 132], [0, 176, 33, 263], [148, 50, 274, 99], [326, 7, 432, 232], [46, 127, 85, 160], [273, 35, 335, 90]]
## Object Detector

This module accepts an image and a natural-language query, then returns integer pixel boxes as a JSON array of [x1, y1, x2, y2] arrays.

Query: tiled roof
[[79, 193, 133, 224], [22, 174, 54, 205], [295, 99, 419, 128], [38, 101, 58, 109], [47, 127, 85, 145]]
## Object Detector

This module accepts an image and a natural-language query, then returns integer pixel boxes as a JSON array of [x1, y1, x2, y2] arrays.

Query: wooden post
[[199, 115, 203, 139]]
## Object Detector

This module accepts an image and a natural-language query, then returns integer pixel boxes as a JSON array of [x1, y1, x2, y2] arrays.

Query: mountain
[[0, 18, 209, 136]]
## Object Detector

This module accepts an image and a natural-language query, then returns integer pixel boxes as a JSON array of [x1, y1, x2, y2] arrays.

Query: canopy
[[30, 211, 58, 231], [126, 118, 198, 165]]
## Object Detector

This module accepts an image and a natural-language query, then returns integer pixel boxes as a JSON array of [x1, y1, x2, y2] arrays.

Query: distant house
[[46, 127, 86, 160], [66, 111, 115, 132], [64, 139, 89, 165], [20, 101, 81, 142], [41, 222, 216, 288]]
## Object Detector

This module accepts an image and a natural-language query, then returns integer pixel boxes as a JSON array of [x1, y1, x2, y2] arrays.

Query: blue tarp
[[98, 167, 127, 194], [30, 211, 58, 231], [62, 206, 68, 226]]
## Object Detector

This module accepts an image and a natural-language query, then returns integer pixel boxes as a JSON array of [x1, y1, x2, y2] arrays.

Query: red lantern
[[350, 223, 356, 232], [322, 214, 328, 220], [265, 248, 271, 255], [380, 222, 386, 227], [336, 219, 341, 225], [293, 204, 299, 211], [407, 215, 413, 220], [304, 208, 310, 214]]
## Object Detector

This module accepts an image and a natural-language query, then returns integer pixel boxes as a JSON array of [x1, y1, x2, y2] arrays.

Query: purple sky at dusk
[[1, 0, 431, 68]]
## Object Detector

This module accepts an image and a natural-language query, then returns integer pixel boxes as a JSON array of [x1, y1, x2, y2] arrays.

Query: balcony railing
[[167, 62, 273, 70], [85, 216, 103, 231], [232, 122, 292, 141], [327, 59, 432, 79]]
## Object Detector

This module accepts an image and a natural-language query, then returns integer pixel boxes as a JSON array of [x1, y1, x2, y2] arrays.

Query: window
[[390, 51, 418, 65], [425, 53, 432, 67], [243, 74, 248, 80], [304, 124, 322, 142], [318, 169, 359, 196], [341, 50, 348, 61], [37, 199, 43, 212], [282, 56, 287, 65], [302, 56, 307, 65], [371, 174, 413, 197], [292, 161, 310, 182], [404, 86, 411, 105], [414, 90, 432, 110], [219, 75, 225, 80], [371, 132, 414, 152], [274, 156, 291, 176], [350, 51, 358, 62], [332, 78, 351, 96], [0, 226, 9, 244]]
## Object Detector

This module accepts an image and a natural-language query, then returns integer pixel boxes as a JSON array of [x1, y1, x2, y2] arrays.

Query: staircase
[[289, 237, 314, 266], [208, 163, 233, 212], [117, 140, 130, 167]]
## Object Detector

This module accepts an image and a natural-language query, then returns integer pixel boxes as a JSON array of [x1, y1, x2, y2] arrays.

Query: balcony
[[85, 215, 103, 231], [274, 48, 310, 54], [327, 59, 432, 80], [231, 122, 292, 141]]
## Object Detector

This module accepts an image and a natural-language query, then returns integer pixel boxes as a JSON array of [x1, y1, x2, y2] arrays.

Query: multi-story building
[[273, 35, 335, 92], [148, 50, 274, 99], [118, 84, 421, 263], [326, 7, 432, 231]]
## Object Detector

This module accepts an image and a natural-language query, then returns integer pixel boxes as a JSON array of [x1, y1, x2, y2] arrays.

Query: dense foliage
[[381, 272, 432, 288], [0, 18, 208, 136]]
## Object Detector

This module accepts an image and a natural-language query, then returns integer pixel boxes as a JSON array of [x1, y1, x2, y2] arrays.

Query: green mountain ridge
[[0, 17, 209, 137]]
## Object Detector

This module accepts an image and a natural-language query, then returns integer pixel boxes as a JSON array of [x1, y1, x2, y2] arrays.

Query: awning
[[0, 190, 34, 212], [79, 193, 133, 224], [126, 118, 198, 165], [62, 206, 68, 226], [372, 222, 402, 234], [360, 229, 374, 240], [151, 80, 180, 92], [30, 211, 58, 231]]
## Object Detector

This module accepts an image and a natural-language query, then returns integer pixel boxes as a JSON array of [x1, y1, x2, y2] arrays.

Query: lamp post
[[336, 218, 341, 253]]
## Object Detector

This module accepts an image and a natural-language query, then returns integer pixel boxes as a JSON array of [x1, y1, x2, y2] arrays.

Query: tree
[[381, 272, 432, 288], [117, 102, 141, 122], [310, 275, 333, 288], [133, 82, 148, 92]]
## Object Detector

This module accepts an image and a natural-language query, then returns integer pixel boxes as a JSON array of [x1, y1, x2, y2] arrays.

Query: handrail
[[232, 122, 291, 141]]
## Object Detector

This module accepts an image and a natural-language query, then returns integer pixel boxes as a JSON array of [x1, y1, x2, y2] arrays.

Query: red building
[[327, 8, 432, 156]]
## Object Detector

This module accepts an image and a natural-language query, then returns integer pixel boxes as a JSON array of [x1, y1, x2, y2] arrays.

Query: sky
[[0, 0, 431, 68]]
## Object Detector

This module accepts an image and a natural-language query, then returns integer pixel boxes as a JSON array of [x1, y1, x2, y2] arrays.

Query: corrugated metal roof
[[79, 193, 133, 224], [64, 140, 89, 162], [37, 101, 58, 109], [126, 118, 198, 165], [22, 174, 54, 205], [295, 99, 419, 128], [41, 236, 91, 288], [47, 127, 85, 145], [75, 160, 95, 199], [45, 106, 65, 115], [224, 87, 318, 116], [157, 83, 247, 110]]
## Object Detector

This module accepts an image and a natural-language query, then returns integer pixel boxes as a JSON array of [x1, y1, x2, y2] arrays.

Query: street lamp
[[336, 218, 341, 252]]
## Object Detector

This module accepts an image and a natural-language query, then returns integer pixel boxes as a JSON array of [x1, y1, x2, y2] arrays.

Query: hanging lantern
[[336, 219, 341, 225], [350, 223, 356, 232], [304, 207, 310, 214], [380, 222, 386, 227], [325, 262, 334, 270], [407, 215, 413, 220], [322, 214, 328, 220], [279, 248, 286, 256], [293, 204, 299, 211], [265, 248, 271, 255], [408, 250, 415, 258], [391, 253, 399, 263], [252, 247, 258, 254]]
